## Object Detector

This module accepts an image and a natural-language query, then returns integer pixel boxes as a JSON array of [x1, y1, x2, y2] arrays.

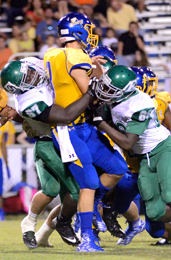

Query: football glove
[[87, 77, 98, 98]]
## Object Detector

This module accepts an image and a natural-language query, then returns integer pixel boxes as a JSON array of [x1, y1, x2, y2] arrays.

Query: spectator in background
[[26, 0, 44, 27], [81, 4, 110, 34], [53, 0, 70, 20], [8, 23, 22, 54], [123, 0, 146, 13], [107, 0, 138, 38], [18, 30, 35, 54], [93, 27, 104, 46], [133, 49, 150, 67], [102, 27, 118, 48], [36, 8, 58, 49], [110, 42, 128, 66], [67, 0, 98, 12], [117, 21, 145, 66], [0, 33, 13, 70], [81, 4, 100, 27], [94, 0, 108, 17], [39, 35, 58, 59], [23, 18, 36, 41], [6, 0, 31, 27]]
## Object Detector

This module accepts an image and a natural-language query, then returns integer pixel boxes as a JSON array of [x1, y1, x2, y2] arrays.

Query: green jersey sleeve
[[126, 108, 159, 135], [21, 101, 48, 118]]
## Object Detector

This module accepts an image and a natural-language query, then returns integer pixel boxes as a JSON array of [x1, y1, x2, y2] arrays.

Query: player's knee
[[84, 175, 99, 189], [145, 199, 166, 221], [146, 219, 165, 238]]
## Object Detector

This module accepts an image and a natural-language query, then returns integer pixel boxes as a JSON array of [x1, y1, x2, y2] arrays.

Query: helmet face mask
[[132, 67, 158, 97], [58, 12, 98, 51], [1, 61, 43, 95], [96, 65, 137, 103], [141, 67, 158, 97]]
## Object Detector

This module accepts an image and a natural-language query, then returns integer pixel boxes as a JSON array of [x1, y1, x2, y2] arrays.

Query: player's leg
[[35, 202, 61, 247], [21, 150, 60, 249], [59, 125, 104, 252], [87, 128, 128, 233], [35, 140, 80, 246]]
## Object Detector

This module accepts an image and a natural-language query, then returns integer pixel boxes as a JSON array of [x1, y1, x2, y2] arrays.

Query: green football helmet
[[1, 60, 41, 94], [96, 65, 137, 103]]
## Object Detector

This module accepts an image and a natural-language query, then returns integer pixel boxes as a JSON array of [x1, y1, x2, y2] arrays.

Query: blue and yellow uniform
[[154, 91, 171, 124], [44, 47, 128, 190], [3, 121, 16, 145]]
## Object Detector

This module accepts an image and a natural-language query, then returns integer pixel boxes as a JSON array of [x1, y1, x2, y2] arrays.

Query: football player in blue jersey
[[44, 12, 128, 252]]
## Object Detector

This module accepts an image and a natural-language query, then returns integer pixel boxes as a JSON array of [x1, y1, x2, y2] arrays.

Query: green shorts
[[138, 135, 171, 221], [33, 140, 79, 202]]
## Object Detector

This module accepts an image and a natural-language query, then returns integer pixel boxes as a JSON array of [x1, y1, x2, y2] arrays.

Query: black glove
[[92, 102, 106, 126], [87, 77, 98, 98]]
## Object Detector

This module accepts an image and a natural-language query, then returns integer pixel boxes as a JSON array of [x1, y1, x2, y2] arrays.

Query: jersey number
[[25, 104, 41, 118]]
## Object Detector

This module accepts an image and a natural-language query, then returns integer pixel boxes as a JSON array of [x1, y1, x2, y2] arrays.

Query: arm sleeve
[[126, 108, 155, 135], [126, 118, 150, 135], [34, 106, 51, 123], [66, 49, 92, 76], [22, 101, 49, 118]]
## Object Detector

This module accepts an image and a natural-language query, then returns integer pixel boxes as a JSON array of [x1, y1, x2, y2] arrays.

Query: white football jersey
[[109, 90, 170, 154]]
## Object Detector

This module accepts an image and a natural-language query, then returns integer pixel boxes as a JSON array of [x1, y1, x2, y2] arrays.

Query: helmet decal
[[57, 12, 98, 50]]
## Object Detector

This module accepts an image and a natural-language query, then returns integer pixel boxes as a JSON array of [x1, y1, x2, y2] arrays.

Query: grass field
[[0, 214, 171, 260]]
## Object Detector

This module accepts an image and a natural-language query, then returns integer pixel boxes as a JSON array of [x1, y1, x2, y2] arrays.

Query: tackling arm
[[98, 121, 139, 150]]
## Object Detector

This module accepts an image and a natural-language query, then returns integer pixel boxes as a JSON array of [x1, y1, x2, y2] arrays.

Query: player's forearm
[[99, 121, 137, 150], [48, 93, 92, 125], [64, 93, 92, 123]]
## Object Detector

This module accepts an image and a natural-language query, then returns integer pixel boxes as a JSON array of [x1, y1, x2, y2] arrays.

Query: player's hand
[[0, 105, 13, 127], [87, 77, 98, 98], [91, 55, 107, 65], [92, 102, 106, 126]]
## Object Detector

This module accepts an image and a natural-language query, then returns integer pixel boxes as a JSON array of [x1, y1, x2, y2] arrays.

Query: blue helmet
[[141, 67, 158, 97], [130, 67, 149, 94], [89, 46, 116, 62], [89, 46, 117, 71], [57, 12, 98, 51]]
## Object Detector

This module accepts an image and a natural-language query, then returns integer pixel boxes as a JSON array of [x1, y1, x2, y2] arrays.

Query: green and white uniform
[[14, 57, 79, 202], [109, 89, 171, 221]]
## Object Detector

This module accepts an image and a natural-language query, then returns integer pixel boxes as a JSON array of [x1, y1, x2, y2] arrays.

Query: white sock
[[35, 221, 54, 243], [21, 211, 38, 233], [29, 210, 39, 219]]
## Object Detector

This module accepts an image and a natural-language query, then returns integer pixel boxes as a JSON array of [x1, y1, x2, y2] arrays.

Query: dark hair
[[129, 21, 138, 27], [0, 32, 7, 40], [134, 50, 150, 67]]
